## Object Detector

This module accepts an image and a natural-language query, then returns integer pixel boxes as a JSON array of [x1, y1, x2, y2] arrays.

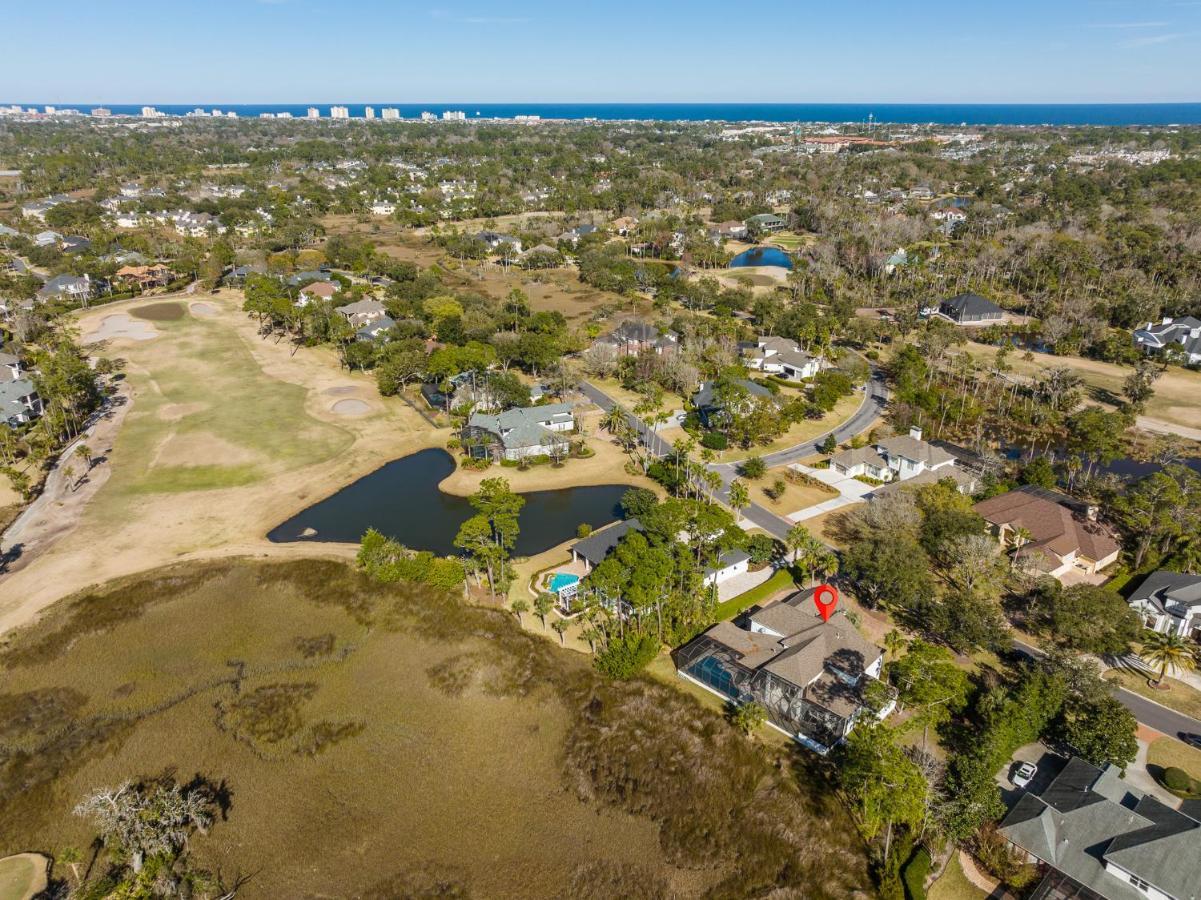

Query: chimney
[[1086, 505, 1099, 521], [1162, 316, 1173, 325], [909, 426, 923, 441]]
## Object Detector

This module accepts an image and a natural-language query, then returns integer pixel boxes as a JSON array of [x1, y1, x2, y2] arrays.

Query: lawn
[[710, 391, 868, 463], [1148, 737, 1201, 781], [713, 568, 800, 621], [1104, 667, 1201, 719], [0, 855, 46, 900], [928, 853, 988, 900], [590, 377, 687, 415], [0, 559, 873, 899], [960, 340, 1201, 431], [752, 466, 838, 516]]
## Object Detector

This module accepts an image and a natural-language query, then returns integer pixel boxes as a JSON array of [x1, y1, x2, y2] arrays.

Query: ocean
[[8, 102, 1201, 126]]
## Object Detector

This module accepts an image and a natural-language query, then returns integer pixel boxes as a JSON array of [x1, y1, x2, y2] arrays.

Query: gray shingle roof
[[571, 518, 643, 566]]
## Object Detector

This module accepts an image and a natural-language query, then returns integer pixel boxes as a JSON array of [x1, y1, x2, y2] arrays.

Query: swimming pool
[[549, 573, 580, 593]]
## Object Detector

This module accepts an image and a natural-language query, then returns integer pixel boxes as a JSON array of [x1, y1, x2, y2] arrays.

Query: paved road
[[581, 375, 886, 542], [1013, 639, 1201, 740]]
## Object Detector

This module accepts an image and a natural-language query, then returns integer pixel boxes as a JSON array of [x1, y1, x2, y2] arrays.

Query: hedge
[[901, 847, 930, 900]]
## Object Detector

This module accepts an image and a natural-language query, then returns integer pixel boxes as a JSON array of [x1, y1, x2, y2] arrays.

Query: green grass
[[1148, 736, 1201, 782], [928, 854, 987, 900], [713, 568, 800, 621], [1105, 667, 1201, 719], [101, 313, 352, 500], [0, 559, 872, 899]]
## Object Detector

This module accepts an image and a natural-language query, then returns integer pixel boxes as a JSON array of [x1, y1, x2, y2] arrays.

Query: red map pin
[[813, 584, 839, 622]]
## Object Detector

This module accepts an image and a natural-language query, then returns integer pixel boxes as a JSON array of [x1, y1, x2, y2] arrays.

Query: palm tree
[[728, 479, 750, 525], [534, 593, 555, 629], [552, 618, 569, 645], [1139, 630, 1197, 688], [600, 404, 627, 435], [510, 598, 529, 627], [883, 629, 908, 660], [1009, 526, 1033, 569]]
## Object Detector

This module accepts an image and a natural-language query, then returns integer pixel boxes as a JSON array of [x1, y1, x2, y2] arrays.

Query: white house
[[703, 550, 751, 588], [0, 373, 44, 427], [1127, 570, 1201, 641], [742, 336, 823, 381], [829, 427, 959, 482], [462, 402, 575, 462], [370, 200, 396, 216], [1133, 316, 1201, 365]]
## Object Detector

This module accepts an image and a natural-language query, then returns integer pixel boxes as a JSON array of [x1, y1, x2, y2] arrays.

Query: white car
[[1013, 761, 1037, 789]]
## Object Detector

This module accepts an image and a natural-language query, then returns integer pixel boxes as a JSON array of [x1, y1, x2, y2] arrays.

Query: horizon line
[[8, 100, 1201, 107]]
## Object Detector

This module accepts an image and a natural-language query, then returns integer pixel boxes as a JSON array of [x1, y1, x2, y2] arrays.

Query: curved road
[[581, 371, 888, 541]]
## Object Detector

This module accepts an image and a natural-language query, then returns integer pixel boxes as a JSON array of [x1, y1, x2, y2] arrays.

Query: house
[[475, 231, 523, 256], [974, 486, 1121, 579], [712, 220, 749, 241], [570, 518, 644, 573], [744, 213, 786, 235], [1127, 570, 1201, 642], [113, 265, 171, 290], [906, 184, 935, 201], [930, 207, 966, 225], [36, 274, 92, 303], [558, 223, 598, 246], [34, 230, 63, 247], [0, 350, 22, 381], [742, 335, 823, 381], [115, 212, 142, 229], [883, 247, 908, 275], [938, 292, 1003, 325], [0, 377, 43, 426], [61, 235, 91, 254], [370, 200, 396, 216], [297, 280, 339, 306], [1000, 756, 1201, 900], [596, 321, 678, 356], [675, 588, 892, 753], [829, 427, 961, 484], [691, 378, 775, 429], [286, 270, 331, 288], [610, 216, 638, 236], [355, 315, 396, 342], [334, 298, 386, 329], [0, 223, 19, 240], [1133, 316, 1201, 366], [461, 402, 575, 462]]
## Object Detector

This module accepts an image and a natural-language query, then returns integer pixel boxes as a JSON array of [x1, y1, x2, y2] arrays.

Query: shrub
[[577, 523, 593, 539], [594, 632, 659, 679], [701, 432, 728, 450], [746, 534, 777, 565], [1163, 767, 1194, 793], [901, 847, 930, 900], [445, 437, 461, 450]]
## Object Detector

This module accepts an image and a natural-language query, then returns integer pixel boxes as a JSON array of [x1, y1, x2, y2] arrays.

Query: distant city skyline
[[5, 0, 1201, 104]]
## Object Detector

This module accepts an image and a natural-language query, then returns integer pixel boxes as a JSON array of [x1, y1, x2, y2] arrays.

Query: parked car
[[1182, 733, 1201, 750], [1013, 761, 1037, 788]]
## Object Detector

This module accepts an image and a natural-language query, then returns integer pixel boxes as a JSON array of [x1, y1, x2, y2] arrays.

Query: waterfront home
[[570, 518, 643, 573], [1000, 756, 1201, 900], [744, 213, 786, 235], [937, 292, 1003, 325], [675, 588, 891, 753], [461, 402, 575, 462], [974, 486, 1120, 580], [595, 320, 679, 357], [1133, 316, 1201, 365], [742, 335, 823, 381], [711, 220, 749, 241], [1127, 570, 1201, 641], [691, 378, 775, 430], [0, 377, 44, 427], [334, 298, 386, 329], [113, 264, 171, 291]]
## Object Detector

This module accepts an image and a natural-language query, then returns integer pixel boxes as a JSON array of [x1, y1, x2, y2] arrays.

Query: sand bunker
[[83, 313, 158, 344], [189, 301, 218, 317], [331, 399, 371, 417], [324, 386, 359, 397]]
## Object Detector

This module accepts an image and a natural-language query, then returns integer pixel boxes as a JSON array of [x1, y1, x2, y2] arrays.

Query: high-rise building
[[91, 107, 112, 117], [44, 106, 56, 114], [381, 107, 400, 120], [307, 107, 320, 119], [330, 106, 350, 119], [364, 106, 375, 120], [141, 106, 163, 118], [420, 111, 437, 121], [442, 110, 466, 121]]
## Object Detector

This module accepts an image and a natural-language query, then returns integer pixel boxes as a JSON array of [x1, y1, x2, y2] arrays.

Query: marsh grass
[[0, 558, 872, 898]]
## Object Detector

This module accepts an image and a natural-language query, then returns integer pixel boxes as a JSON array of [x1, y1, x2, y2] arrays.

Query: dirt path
[[0, 381, 133, 574], [1136, 416, 1201, 443]]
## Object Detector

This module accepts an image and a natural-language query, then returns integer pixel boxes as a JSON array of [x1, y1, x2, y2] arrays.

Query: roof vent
[[909, 426, 923, 441]]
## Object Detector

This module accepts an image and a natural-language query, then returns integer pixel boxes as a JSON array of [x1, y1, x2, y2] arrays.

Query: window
[[1128, 874, 1152, 893]]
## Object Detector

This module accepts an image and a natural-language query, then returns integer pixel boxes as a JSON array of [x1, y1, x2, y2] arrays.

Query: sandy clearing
[[324, 385, 360, 397], [156, 401, 208, 422], [188, 300, 218, 316], [331, 398, 372, 416], [82, 313, 158, 343]]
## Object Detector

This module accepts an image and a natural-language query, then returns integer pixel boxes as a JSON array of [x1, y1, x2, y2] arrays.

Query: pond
[[268, 448, 632, 556], [729, 246, 793, 270]]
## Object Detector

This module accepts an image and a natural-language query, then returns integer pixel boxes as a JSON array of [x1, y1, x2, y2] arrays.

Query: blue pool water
[[549, 573, 580, 593], [730, 247, 793, 270]]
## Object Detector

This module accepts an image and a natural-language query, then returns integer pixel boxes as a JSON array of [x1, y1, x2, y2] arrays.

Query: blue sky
[[4, 0, 1201, 103]]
